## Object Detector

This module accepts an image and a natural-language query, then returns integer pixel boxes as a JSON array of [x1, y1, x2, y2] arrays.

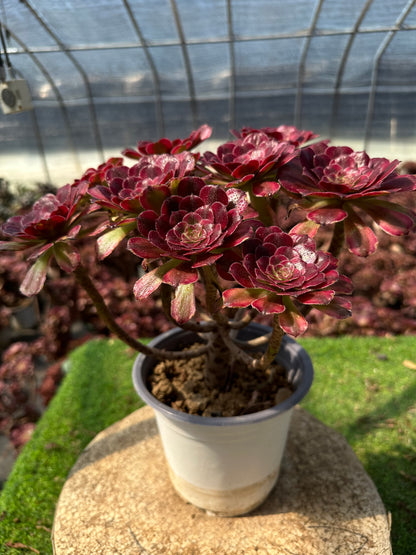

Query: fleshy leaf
[[297, 290, 335, 305], [171, 283, 196, 324], [307, 206, 348, 225], [315, 296, 352, 319], [278, 298, 308, 336], [97, 223, 136, 259], [133, 260, 179, 300], [229, 262, 255, 288], [290, 219, 320, 238], [358, 199, 415, 236], [53, 242, 80, 272], [331, 275, 354, 295], [163, 264, 199, 286], [344, 209, 378, 256], [222, 287, 264, 308], [140, 186, 170, 212], [251, 295, 286, 314], [252, 180, 281, 197], [20, 250, 53, 296], [191, 253, 222, 268], [127, 236, 166, 259]]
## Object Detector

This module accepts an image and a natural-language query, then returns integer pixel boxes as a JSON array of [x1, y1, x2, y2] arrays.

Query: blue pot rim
[[132, 323, 314, 426]]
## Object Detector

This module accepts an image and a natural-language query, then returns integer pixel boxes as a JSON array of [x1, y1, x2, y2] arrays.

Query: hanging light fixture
[[0, 19, 33, 115]]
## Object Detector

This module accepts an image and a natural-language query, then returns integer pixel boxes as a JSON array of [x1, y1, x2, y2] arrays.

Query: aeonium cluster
[[1, 124, 415, 388]]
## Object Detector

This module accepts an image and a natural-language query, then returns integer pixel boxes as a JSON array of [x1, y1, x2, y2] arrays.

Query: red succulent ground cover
[[307, 214, 416, 337]]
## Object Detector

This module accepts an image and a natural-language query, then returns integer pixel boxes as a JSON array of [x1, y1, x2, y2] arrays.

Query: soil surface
[[148, 346, 292, 417]]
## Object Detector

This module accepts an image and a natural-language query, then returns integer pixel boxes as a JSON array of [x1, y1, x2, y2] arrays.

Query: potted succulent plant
[[1, 124, 415, 515]]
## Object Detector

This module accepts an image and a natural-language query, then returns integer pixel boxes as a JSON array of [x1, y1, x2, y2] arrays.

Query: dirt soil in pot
[[148, 347, 293, 417]]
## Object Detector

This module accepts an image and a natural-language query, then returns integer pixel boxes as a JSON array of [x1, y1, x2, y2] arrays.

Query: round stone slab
[[52, 406, 392, 555]]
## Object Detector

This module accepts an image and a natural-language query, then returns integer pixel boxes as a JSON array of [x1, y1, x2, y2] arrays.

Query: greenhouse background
[[0, 0, 416, 186]]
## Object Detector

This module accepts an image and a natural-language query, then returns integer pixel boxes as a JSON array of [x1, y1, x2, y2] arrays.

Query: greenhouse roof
[[0, 0, 416, 185]]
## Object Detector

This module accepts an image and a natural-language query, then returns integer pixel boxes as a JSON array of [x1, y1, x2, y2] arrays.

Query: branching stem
[[257, 314, 284, 370], [73, 264, 208, 360]]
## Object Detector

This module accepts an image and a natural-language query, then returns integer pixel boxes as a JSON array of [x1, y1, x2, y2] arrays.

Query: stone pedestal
[[52, 406, 392, 554]]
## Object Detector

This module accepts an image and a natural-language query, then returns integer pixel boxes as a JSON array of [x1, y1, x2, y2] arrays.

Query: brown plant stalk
[[73, 264, 209, 360]]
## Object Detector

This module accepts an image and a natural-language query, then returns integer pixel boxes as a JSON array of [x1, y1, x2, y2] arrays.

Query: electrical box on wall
[[0, 79, 33, 115]]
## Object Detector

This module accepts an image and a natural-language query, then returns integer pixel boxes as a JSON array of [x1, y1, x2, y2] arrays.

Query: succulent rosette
[[89, 152, 195, 214], [123, 124, 212, 159], [128, 177, 254, 323], [279, 143, 416, 256], [202, 128, 299, 197], [223, 226, 352, 336], [88, 152, 196, 259], [0, 182, 88, 295]]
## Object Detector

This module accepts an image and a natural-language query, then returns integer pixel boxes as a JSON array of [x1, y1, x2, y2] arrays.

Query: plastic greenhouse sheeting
[[0, 0, 415, 185]]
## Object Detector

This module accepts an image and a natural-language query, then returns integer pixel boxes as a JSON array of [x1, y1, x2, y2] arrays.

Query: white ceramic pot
[[132, 323, 313, 516]]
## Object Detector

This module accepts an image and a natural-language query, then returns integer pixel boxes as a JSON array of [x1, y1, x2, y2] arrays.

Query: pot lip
[[132, 324, 314, 427]]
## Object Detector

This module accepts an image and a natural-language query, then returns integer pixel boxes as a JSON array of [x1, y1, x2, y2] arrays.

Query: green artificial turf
[[0, 338, 142, 554], [299, 335, 416, 555], [0, 335, 415, 554]]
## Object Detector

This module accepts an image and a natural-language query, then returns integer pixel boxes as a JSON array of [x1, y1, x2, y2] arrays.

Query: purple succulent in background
[[279, 143, 416, 256], [202, 128, 300, 196], [0, 182, 89, 295], [123, 124, 212, 159], [232, 125, 318, 147], [223, 226, 352, 336], [128, 177, 254, 323]]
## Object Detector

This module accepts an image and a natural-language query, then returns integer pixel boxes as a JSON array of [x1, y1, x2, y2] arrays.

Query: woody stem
[[256, 314, 284, 370], [73, 264, 208, 360]]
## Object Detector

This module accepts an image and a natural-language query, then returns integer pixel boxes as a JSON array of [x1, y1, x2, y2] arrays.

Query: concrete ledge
[[52, 406, 392, 555]]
